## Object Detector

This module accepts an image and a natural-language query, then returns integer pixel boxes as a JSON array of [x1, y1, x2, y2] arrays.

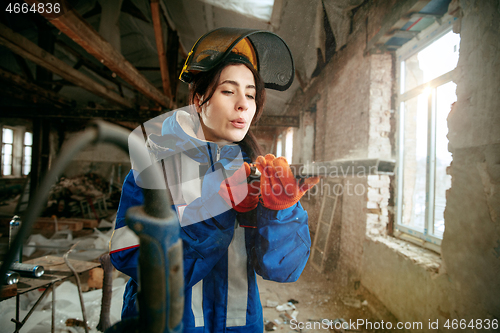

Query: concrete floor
[[0, 193, 401, 333], [258, 262, 401, 333]]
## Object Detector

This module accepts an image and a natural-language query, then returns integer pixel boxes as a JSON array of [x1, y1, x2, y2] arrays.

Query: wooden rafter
[[0, 67, 74, 107], [1, 106, 168, 123], [24, 0, 170, 108], [0, 23, 133, 108], [55, 39, 129, 95], [253, 115, 300, 128], [150, 0, 172, 101], [166, 21, 179, 101]]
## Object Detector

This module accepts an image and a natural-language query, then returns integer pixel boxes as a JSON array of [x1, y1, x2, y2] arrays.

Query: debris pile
[[263, 296, 368, 332], [264, 299, 301, 331], [43, 173, 120, 219]]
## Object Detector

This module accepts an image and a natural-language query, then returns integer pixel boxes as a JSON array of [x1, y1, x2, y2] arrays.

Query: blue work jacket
[[110, 110, 311, 332]]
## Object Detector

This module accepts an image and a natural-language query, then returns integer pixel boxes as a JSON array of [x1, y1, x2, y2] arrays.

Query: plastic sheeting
[[24, 220, 114, 262], [0, 277, 126, 332]]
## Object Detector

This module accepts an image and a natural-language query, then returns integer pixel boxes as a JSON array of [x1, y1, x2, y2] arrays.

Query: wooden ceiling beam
[[252, 115, 300, 128], [150, 0, 172, 102], [0, 106, 164, 123], [0, 67, 74, 107], [25, 0, 171, 108], [55, 39, 129, 94], [166, 21, 180, 102], [0, 23, 133, 108]]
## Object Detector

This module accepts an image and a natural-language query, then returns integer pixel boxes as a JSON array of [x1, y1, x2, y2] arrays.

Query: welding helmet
[[179, 27, 294, 91]]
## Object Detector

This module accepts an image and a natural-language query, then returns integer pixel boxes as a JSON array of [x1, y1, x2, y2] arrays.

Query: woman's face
[[196, 64, 257, 143]]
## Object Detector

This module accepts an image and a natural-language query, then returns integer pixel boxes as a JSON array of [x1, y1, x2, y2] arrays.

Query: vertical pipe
[[51, 283, 55, 333], [15, 294, 20, 332]]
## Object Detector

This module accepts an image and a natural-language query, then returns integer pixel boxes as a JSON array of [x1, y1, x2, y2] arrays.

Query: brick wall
[[290, 0, 393, 288]]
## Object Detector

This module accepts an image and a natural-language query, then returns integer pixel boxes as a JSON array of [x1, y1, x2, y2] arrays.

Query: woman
[[110, 28, 318, 332]]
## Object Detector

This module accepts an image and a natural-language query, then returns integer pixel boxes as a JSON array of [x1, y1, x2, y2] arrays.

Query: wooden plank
[[0, 23, 133, 108], [0, 284, 17, 299], [55, 39, 131, 95], [0, 68, 73, 107], [33, 219, 83, 231], [25, 0, 171, 108], [0, 85, 58, 106], [253, 115, 300, 128], [365, 0, 432, 54], [14, 256, 101, 295], [66, 218, 99, 229], [150, 0, 172, 100], [0, 106, 163, 122], [166, 23, 180, 102], [25, 255, 100, 274], [36, 217, 98, 229]]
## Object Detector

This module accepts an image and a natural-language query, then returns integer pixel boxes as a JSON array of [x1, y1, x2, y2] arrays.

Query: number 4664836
[[6, 2, 61, 14], [444, 319, 498, 330]]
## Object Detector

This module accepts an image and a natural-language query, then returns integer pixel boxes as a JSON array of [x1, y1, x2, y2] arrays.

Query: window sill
[[0, 175, 27, 179], [367, 234, 442, 274]]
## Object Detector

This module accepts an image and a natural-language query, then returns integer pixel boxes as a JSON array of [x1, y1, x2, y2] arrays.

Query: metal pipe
[[51, 283, 55, 333], [64, 242, 89, 333]]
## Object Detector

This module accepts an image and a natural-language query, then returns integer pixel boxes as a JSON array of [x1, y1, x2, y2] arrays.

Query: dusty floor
[[258, 263, 401, 333], [0, 194, 402, 333]]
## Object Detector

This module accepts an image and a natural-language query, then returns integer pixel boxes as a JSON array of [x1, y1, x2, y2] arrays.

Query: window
[[23, 131, 32, 176], [276, 134, 283, 157], [1, 126, 32, 178], [275, 128, 294, 162], [285, 127, 294, 163], [2, 127, 14, 176], [395, 21, 460, 249]]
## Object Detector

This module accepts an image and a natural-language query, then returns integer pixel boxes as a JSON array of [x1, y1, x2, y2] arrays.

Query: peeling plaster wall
[[293, 0, 499, 329], [362, 0, 500, 330], [293, 0, 387, 287], [442, 0, 500, 319]]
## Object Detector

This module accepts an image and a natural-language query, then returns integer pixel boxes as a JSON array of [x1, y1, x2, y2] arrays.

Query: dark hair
[[188, 58, 265, 161]]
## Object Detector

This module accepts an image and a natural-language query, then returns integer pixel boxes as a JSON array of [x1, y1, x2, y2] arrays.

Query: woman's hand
[[255, 154, 319, 210], [218, 162, 260, 213]]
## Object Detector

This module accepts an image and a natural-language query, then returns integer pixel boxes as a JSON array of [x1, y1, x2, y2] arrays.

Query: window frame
[[394, 17, 459, 252]]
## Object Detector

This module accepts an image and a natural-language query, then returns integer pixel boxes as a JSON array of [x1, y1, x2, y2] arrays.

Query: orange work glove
[[218, 162, 260, 213], [255, 154, 319, 210]]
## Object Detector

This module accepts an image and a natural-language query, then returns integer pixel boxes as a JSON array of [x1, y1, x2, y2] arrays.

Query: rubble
[[42, 173, 120, 220]]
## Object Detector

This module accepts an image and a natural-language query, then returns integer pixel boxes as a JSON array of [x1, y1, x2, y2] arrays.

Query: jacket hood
[[145, 106, 246, 169]]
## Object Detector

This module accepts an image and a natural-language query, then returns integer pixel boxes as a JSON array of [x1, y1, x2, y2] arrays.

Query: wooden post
[[150, 0, 172, 103]]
